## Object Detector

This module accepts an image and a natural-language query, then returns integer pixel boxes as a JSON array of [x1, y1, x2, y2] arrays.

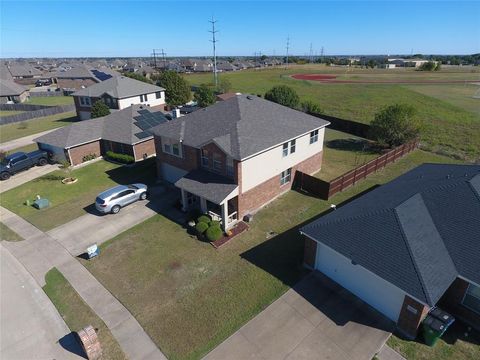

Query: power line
[[209, 17, 219, 87]]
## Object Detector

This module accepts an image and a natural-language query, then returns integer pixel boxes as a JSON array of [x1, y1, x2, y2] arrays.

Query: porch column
[[200, 197, 207, 213], [180, 189, 188, 212], [221, 202, 229, 231]]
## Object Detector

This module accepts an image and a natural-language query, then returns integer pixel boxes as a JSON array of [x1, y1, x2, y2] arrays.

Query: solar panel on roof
[[134, 131, 152, 139]]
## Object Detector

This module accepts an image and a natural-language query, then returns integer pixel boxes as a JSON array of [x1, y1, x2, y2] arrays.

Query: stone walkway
[[0, 206, 167, 360]]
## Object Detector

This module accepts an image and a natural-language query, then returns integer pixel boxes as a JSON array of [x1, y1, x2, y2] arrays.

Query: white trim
[[458, 275, 480, 288], [65, 138, 102, 150]]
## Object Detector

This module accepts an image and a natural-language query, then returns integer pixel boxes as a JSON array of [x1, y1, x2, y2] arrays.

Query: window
[[163, 143, 171, 154], [201, 149, 209, 167], [155, 91, 162, 99], [80, 96, 91, 106], [463, 283, 480, 314], [290, 139, 296, 154], [310, 129, 319, 144], [282, 142, 289, 157], [226, 157, 234, 177], [163, 138, 182, 157], [172, 143, 180, 156], [11, 154, 28, 164], [213, 153, 222, 171], [140, 94, 148, 102], [280, 168, 291, 185]]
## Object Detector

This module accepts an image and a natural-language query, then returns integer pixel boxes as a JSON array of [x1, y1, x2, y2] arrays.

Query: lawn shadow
[[34, 174, 63, 182], [55, 115, 79, 125], [58, 332, 87, 359], [326, 138, 378, 154], [104, 158, 157, 186]]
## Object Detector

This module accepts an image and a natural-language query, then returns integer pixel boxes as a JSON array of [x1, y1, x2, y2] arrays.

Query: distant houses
[[53, 64, 121, 92], [0, 79, 29, 104]]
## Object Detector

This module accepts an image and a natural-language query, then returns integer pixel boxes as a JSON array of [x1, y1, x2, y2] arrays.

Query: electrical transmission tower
[[286, 36, 290, 69], [309, 43, 313, 63], [320, 46, 324, 63], [209, 17, 219, 87], [151, 49, 167, 69]]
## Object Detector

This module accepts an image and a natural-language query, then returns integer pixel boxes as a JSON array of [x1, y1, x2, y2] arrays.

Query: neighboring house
[[72, 76, 166, 120], [0, 79, 29, 103], [35, 104, 168, 165], [7, 63, 42, 79], [217, 62, 237, 72], [53, 65, 120, 91], [152, 94, 329, 230], [301, 164, 480, 339]]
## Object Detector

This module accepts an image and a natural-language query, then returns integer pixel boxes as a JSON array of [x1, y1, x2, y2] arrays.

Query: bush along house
[[151, 94, 330, 230], [301, 164, 480, 339], [72, 76, 166, 120], [34, 104, 169, 165]]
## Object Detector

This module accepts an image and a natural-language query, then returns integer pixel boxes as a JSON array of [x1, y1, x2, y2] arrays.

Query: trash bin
[[33, 198, 50, 209], [429, 307, 455, 327], [423, 315, 446, 346]]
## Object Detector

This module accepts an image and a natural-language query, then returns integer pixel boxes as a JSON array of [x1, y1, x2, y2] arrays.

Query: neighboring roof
[[72, 76, 164, 99], [0, 63, 13, 81], [34, 104, 168, 148], [0, 79, 28, 96], [175, 169, 238, 204], [152, 94, 330, 160], [54, 65, 120, 82], [7, 63, 42, 77], [301, 164, 480, 306], [216, 92, 238, 101]]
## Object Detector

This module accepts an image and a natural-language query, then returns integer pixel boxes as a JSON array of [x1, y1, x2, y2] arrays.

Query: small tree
[[434, 62, 441, 71], [155, 70, 191, 106], [301, 100, 323, 114], [194, 84, 216, 107], [264, 85, 300, 108], [90, 101, 110, 118], [58, 159, 76, 181], [217, 78, 232, 94], [418, 61, 437, 71], [370, 104, 421, 147]]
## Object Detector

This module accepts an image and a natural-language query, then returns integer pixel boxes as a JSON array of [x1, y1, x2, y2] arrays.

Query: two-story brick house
[[72, 76, 166, 120], [151, 94, 330, 230]]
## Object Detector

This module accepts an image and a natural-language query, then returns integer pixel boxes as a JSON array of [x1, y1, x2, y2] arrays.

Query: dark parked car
[[0, 150, 50, 180], [35, 79, 52, 87]]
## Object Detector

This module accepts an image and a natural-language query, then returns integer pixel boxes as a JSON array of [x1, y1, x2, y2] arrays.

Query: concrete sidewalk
[[377, 345, 406, 360], [0, 129, 55, 152], [0, 244, 83, 359], [0, 164, 58, 193], [0, 206, 167, 360]]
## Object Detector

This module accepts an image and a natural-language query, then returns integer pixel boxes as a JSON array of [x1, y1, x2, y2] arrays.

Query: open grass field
[[0, 222, 23, 241], [26, 95, 74, 106], [0, 159, 156, 231], [0, 111, 77, 143], [82, 150, 461, 360], [185, 65, 480, 161], [43, 268, 126, 360]]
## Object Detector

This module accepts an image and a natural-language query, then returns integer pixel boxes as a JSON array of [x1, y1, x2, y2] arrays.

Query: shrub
[[82, 153, 97, 162], [195, 221, 209, 235], [106, 151, 135, 164], [264, 85, 300, 108], [194, 84, 216, 107], [301, 100, 323, 114], [206, 225, 223, 242], [210, 220, 221, 228], [91, 101, 111, 118], [197, 215, 211, 225]]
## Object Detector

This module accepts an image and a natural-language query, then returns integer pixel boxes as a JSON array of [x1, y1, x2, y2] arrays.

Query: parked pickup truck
[[0, 150, 50, 180]]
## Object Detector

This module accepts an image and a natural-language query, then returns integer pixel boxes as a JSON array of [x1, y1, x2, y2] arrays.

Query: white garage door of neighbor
[[161, 163, 188, 183], [315, 242, 405, 322]]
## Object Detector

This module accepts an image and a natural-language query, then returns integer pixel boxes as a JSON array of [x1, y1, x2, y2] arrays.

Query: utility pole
[[209, 17, 219, 87], [160, 48, 167, 69], [285, 36, 290, 69], [320, 46, 324, 63], [309, 43, 313, 63], [152, 49, 157, 68]]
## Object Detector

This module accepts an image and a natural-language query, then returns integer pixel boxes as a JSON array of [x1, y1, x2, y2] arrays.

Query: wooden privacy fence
[[29, 91, 65, 97], [0, 104, 75, 124], [295, 139, 419, 200]]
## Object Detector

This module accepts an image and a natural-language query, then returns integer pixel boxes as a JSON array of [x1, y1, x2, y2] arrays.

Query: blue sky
[[1, 1, 479, 58]]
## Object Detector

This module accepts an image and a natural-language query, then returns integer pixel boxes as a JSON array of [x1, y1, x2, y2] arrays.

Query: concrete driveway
[[203, 272, 393, 360], [0, 164, 58, 193], [0, 244, 83, 359], [0, 129, 56, 152]]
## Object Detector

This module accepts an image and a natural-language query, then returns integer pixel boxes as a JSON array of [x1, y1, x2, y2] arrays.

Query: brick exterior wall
[[237, 151, 323, 218], [133, 139, 156, 161], [439, 278, 480, 331], [303, 236, 318, 269], [73, 95, 102, 119], [154, 135, 200, 181], [68, 141, 101, 166], [396, 296, 430, 339], [200, 142, 231, 177]]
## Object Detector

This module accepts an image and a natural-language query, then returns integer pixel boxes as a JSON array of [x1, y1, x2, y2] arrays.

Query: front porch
[[175, 169, 239, 230]]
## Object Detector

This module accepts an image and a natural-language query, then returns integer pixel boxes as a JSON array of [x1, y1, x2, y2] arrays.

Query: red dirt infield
[[291, 73, 479, 84]]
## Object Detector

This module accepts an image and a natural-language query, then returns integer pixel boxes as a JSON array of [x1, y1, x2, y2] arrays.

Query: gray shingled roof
[[152, 94, 330, 160], [72, 76, 164, 99], [34, 105, 168, 148], [301, 164, 480, 306], [0, 79, 28, 96], [175, 169, 238, 204], [7, 64, 42, 77]]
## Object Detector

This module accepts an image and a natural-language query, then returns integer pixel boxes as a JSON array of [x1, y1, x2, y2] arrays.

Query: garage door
[[161, 163, 188, 184], [315, 242, 405, 322]]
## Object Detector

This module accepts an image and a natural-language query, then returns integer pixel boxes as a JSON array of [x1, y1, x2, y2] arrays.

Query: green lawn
[[0, 112, 77, 143], [0, 222, 23, 241], [43, 268, 126, 360], [388, 321, 480, 360], [5, 143, 38, 155], [26, 96, 74, 106], [185, 66, 480, 161], [315, 128, 379, 181], [82, 150, 461, 360], [0, 159, 157, 231], [0, 110, 24, 116]]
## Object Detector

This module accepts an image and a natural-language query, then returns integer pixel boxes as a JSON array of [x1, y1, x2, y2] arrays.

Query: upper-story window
[[201, 149, 209, 167], [282, 142, 289, 157], [163, 138, 182, 158], [282, 139, 296, 157], [155, 91, 162, 99], [310, 129, 319, 144], [213, 153, 222, 171], [80, 96, 91, 107], [140, 94, 148, 102], [226, 156, 234, 177], [290, 139, 296, 154]]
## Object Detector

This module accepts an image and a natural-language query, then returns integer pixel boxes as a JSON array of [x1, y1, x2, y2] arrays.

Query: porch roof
[[175, 169, 238, 204]]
